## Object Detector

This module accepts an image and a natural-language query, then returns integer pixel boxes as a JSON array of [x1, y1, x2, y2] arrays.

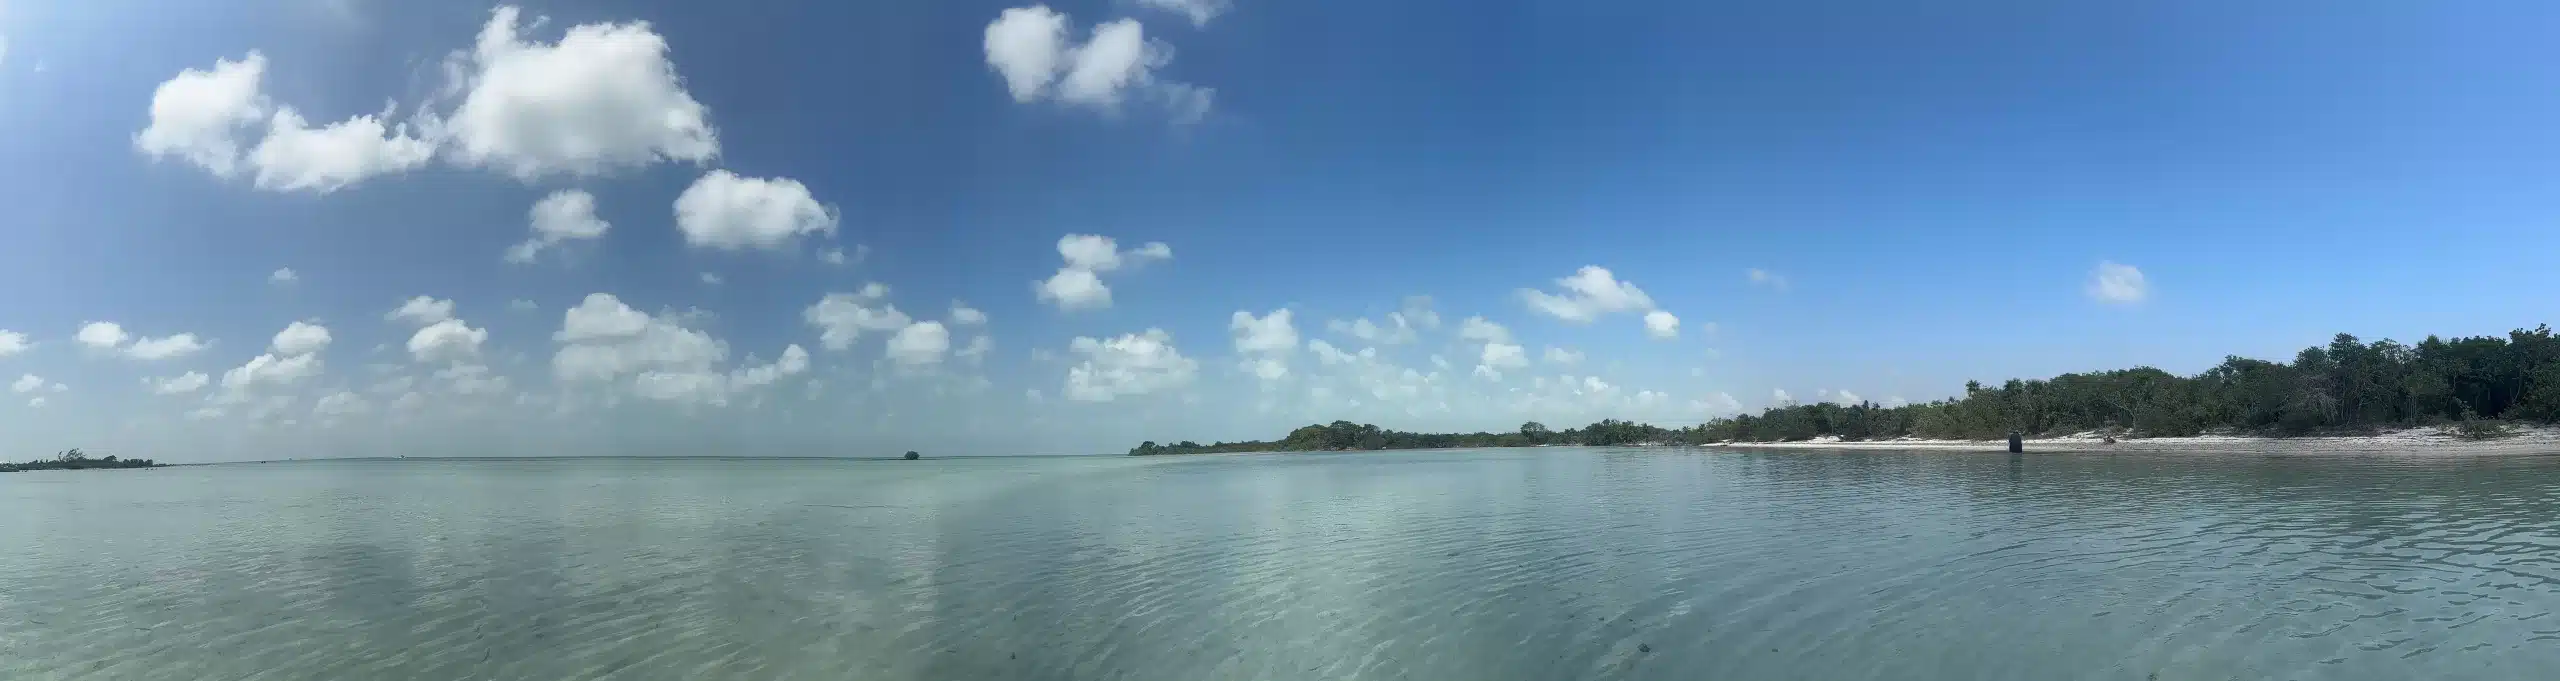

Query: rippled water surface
[[11, 449, 2560, 679]]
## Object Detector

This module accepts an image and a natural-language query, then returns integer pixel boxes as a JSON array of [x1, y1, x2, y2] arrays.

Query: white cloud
[[1838, 390, 1864, 405], [435, 364, 512, 396], [1520, 265, 1656, 323], [134, 52, 269, 178], [1457, 316, 1511, 344], [673, 170, 837, 250], [77, 322, 129, 350], [1136, 0, 1229, 27], [2088, 261, 2148, 304], [984, 6, 1068, 103], [957, 336, 994, 363], [1544, 346, 1583, 365], [699, 272, 722, 285], [11, 374, 42, 393], [246, 105, 435, 192], [271, 321, 332, 356], [150, 371, 210, 395], [1747, 268, 1789, 291], [508, 299, 539, 312], [1887, 396, 1910, 407], [221, 352, 321, 390], [127, 333, 209, 360], [1644, 310, 1679, 339], [442, 6, 718, 179], [506, 189, 611, 263], [314, 391, 371, 418], [1307, 339, 1357, 366], [0, 331, 26, 357], [729, 345, 811, 390], [1772, 388, 1795, 406], [1230, 309, 1298, 355], [408, 319, 488, 363], [1481, 342, 1528, 369], [886, 321, 952, 366], [1327, 313, 1419, 345], [1037, 267, 1111, 310], [1035, 235, 1168, 311], [1064, 328, 1196, 401], [387, 296, 456, 325], [982, 7, 1212, 122], [27, 397, 45, 409], [270, 268, 298, 284], [804, 287, 911, 351], [551, 294, 735, 405], [950, 302, 987, 326]]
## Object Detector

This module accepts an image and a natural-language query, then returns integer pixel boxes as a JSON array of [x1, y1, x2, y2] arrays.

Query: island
[[1131, 325, 2560, 455], [1, 449, 162, 472]]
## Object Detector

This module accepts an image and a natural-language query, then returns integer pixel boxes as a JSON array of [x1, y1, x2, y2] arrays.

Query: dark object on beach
[[2007, 432, 2023, 453], [1637, 643, 1652, 653], [2103, 435, 2117, 444], [904, 451, 920, 460]]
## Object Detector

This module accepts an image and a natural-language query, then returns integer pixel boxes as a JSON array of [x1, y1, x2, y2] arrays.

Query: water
[[8, 449, 2560, 680]]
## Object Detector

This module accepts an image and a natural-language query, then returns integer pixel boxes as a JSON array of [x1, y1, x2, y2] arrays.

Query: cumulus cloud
[[1457, 316, 1511, 344], [0, 330, 26, 357], [950, 302, 987, 326], [1544, 346, 1583, 365], [127, 333, 208, 360], [1772, 388, 1795, 406], [77, 322, 129, 350], [673, 170, 837, 251], [728, 345, 811, 390], [246, 104, 436, 192], [551, 293, 751, 405], [1481, 342, 1528, 370], [506, 189, 611, 263], [387, 296, 456, 325], [408, 319, 489, 363], [1691, 392, 1742, 414], [1064, 328, 1197, 401], [270, 268, 298, 284], [1644, 310, 1680, 339], [271, 321, 333, 356], [2088, 261, 2148, 304], [957, 336, 994, 363], [886, 321, 952, 366], [1136, 0, 1229, 26], [134, 52, 270, 178], [804, 286, 911, 351], [1230, 309, 1297, 382], [441, 6, 718, 179], [982, 6, 1212, 122], [1035, 234, 1169, 311], [11, 374, 42, 393], [150, 371, 211, 395], [221, 351, 321, 390], [1520, 265, 1655, 323]]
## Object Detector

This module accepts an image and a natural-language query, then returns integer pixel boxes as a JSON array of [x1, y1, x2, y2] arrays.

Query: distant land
[[1131, 325, 2560, 455], [1, 449, 162, 472]]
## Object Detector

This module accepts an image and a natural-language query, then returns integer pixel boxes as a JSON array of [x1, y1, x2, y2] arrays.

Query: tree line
[[0, 448, 161, 472], [1128, 325, 2560, 454]]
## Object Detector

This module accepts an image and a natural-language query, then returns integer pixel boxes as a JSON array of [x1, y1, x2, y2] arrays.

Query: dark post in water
[[2007, 431, 2023, 453]]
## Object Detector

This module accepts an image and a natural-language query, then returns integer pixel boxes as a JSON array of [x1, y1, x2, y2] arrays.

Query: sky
[[4, 0, 2560, 461]]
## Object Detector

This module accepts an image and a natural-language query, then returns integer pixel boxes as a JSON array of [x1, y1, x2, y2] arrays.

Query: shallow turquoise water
[[8, 448, 2560, 679]]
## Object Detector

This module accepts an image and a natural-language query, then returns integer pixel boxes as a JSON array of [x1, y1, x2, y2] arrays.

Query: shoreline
[[1712, 426, 2560, 456]]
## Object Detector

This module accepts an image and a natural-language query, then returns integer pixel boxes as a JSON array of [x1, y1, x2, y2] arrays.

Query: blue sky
[[5, 0, 2560, 460]]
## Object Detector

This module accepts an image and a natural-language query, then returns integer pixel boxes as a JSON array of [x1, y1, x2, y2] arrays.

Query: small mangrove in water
[[0, 448, 162, 473]]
